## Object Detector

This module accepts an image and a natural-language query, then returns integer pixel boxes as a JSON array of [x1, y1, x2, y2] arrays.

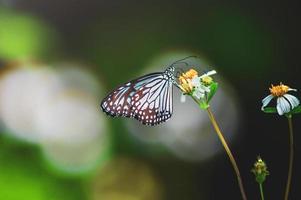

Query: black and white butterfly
[[100, 57, 195, 125]]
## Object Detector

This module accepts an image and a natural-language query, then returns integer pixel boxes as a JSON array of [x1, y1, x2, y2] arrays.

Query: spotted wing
[[101, 72, 173, 125]]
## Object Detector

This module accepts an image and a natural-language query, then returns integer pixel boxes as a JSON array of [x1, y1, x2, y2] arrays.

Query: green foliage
[[207, 82, 218, 103], [290, 105, 301, 114], [0, 142, 87, 200], [199, 101, 209, 110], [0, 8, 57, 60], [263, 105, 301, 116], [262, 107, 277, 113]]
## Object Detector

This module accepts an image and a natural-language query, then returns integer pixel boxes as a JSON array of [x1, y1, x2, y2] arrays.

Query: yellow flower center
[[254, 160, 266, 174], [184, 69, 198, 79], [269, 83, 290, 97], [252, 157, 268, 175], [178, 69, 198, 94], [201, 76, 213, 85]]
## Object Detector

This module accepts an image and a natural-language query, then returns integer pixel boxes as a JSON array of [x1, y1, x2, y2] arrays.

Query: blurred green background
[[0, 1, 301, 199]]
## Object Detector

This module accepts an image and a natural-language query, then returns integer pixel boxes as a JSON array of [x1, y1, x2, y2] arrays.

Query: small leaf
[[262, 107, 277, 113], [283, 105, 301, 117], [255, 174, 268, 184], [290, 105, 301, 114], [199, 101, 209, 110], [207, 82, 218, 103]]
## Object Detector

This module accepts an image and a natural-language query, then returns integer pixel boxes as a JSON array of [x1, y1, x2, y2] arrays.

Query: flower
[[178, 69, 198, 94], [261, 83, 300, 115], [201, 76, 213, 86], [191, 76, 210, 99], [251, 156, 269, 184], [178, 69, 217, 102], [183, 68, 198, 79], [190, 70, 217, 99]]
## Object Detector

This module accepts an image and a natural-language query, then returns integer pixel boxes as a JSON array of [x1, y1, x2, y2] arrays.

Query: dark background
[[1, 0, 301, 199]]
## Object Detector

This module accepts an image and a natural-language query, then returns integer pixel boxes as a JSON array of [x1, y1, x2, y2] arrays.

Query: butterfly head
[[164, 66, 176, 81], [165, 65, 175, 73], [165, 56, 199, 81]]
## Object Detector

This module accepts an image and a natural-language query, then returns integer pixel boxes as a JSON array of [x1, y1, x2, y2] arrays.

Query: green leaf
[[262, 107, 277, 113], [255, 174, 268, 184], [199, 101, 209, 110], [282, 105, 301, 117], [207, 82, 218, 103], [290, 105, 301, 114]]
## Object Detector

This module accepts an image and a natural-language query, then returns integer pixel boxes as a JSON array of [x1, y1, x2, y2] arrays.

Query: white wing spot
[[141, 103, 149, 110]]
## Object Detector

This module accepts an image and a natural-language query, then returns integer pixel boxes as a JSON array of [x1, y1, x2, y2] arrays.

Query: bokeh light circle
[[126, 51, 242, 161], [90, 157, 163, 200], [0, 62, 111, 174]]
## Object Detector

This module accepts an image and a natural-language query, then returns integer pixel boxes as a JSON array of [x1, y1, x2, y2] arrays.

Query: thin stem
[[259, 183, 265, 200], [285, 116, 294, 200], [206, 107, 248, 200]]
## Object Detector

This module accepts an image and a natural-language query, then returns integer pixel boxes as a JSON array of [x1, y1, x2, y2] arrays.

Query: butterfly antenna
[[175, 69, 185, 78], [169, 55, 198, 68], [173, 61, 189, 67]]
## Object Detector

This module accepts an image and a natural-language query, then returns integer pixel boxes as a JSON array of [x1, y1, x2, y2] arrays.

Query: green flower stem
[[259, 183, 265, 200], [206, 107, 248, 200], [285, 116, 294, 200]]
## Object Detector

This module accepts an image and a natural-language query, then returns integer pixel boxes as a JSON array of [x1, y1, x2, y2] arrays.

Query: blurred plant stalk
[[285, 116, 294, 200], [206, 107, 248, 200], [178, 68, 247, 199]]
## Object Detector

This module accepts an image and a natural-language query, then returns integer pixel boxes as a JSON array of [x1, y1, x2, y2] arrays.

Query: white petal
[[195, 86, 206, 94], [288, 88, 297, 92], [180, 94, 186, 103], [284, 94, 300, 108], [193, 90, 204, 99], [195, 85, 204, 92], [277, 97, 290, 115], [191, 77, 201, 87], [261, 94, 274, 110], [200, 70, 217, 78], [203, 85, 211, 93], [196, 84, 209, 93]]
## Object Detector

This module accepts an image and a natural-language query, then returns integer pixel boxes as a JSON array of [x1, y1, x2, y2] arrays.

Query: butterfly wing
[[101, 72, 173, 125]]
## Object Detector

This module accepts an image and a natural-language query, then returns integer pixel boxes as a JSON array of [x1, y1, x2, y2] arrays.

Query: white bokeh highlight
[[0, 67, 62, 142], [0, 64, 108, 173], [126, 52, 242, 161]]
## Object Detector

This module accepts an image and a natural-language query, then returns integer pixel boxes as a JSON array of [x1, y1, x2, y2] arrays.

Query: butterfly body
[[101, 66, 176, 126]]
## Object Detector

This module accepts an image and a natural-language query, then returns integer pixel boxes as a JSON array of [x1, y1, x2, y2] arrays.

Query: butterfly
[[100, 57, 196, 125]]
